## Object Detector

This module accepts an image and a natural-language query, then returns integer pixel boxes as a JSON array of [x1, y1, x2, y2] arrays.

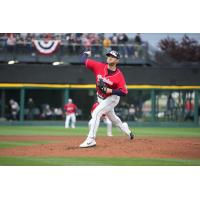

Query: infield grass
[[0, 141, 53, 148], [0, 156, 200, 166], [0, 126, 200, 137]]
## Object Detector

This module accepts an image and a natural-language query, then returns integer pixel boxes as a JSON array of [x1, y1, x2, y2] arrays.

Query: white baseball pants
[[65, 113, 76, 128], [87, 95, 131, 139], [88, 115, 112, 136]]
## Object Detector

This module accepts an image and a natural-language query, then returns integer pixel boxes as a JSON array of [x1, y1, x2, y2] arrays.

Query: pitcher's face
[[107, 56, 119, 65]]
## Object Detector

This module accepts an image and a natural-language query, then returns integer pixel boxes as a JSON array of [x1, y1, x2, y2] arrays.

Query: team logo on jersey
[[97, 75, 113, 85]]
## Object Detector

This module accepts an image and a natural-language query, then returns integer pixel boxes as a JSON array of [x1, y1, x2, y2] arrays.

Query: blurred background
[[0, 33, 200, 126]]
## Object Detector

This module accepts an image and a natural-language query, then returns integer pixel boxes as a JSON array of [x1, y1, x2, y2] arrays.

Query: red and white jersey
[[64, 103, 77, 114], [85, 59, 128, 99], [90, 102, 99, 113]]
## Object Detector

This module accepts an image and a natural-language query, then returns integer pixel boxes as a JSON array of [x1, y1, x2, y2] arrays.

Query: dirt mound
[[0, 136, 200, 159]]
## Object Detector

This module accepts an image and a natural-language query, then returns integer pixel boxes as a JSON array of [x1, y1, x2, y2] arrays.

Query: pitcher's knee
[[92, 110, 104, 119], [88, 119, 93, 127]]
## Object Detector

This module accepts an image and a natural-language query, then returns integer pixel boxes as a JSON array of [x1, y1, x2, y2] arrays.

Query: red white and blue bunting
[[33, 40, 61, 55]]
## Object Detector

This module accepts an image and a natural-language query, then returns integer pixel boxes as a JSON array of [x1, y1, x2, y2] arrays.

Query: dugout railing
[[0, 84, 199, 126]]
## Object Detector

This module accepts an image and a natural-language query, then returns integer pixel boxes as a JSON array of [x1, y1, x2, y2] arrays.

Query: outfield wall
[[0, 86, 199, 126], [0, 64, 200, 85], [0, 64, 199, 126]]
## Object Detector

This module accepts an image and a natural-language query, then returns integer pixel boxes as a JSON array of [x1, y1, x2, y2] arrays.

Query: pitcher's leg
[[80, 96, 118, 148], [88, 118, 92, 129], [107, 109, 134, 139], [104, 116, 112, 136], [87, 106, 106, 139], [88, 97, 120, 139], [79, 106, 104, 148]]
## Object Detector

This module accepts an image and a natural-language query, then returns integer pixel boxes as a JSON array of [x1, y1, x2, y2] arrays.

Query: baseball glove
[[97, 78, 107, 94]]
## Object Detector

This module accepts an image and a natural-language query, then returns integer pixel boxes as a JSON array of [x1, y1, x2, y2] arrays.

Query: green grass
[[0, 126, 200, 137], [0, 141, 53, 148], [0, 156, 199, 166]]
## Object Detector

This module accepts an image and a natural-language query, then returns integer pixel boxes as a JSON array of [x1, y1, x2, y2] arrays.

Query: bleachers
[[0, 43, 153, 66]]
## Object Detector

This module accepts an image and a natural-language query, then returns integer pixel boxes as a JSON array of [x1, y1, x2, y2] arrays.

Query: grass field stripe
[[0, 156, 200, 166], [0, 141, 53, 148], [0, 127, 200, 137]]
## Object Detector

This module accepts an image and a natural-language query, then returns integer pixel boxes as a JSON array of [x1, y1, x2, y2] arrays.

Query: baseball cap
[[106, 50, 120, 59]]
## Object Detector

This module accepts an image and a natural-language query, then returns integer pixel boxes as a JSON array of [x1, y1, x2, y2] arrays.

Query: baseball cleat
[[122, 122, 134, 140], [79, 138, 96, 148], [107, 133, 113, 137], [129, 131, 134, 140]]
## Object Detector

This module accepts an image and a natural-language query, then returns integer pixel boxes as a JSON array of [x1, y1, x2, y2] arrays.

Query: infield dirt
[[0, 136, 200, 159]]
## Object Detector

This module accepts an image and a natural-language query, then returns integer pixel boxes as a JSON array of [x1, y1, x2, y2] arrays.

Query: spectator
[[184, 98, 194, 121], [53, 108, 63, 120], [102, 37, 112, 54], [110, 33, 118, 45], [9, 99, 20, 120], [166, 94, 176, 120], [90, 33, 101, 57], [89, 33, 97, 44], [54, 33, 61, 40], [128, 104, 136, 121], [119, 101, 129, 120], [82, 34, 91, 50], [134, 33, 142, 45], [26, 33, 33, 52], [75, 33, 83, 53], [134, 33, 142, 58], [20, 33, 27, 42], [6, 33, 16, 52], [98, 33, 105, 44], [65, 33, 71, 43], [27, 98, 35, 120], [103, 37, 111, 49], [118, 33, 129, 44], [0, 34, 7, 50], [117, 33, 129, 58], [66, 33, 76, 54], [41, 104, 53, 120]]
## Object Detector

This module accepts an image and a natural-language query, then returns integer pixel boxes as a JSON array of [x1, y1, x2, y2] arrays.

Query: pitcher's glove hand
[[97, 78, 107, 94]]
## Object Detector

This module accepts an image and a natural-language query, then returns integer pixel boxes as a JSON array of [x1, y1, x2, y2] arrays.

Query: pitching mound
[[0, 135, 200, 159]]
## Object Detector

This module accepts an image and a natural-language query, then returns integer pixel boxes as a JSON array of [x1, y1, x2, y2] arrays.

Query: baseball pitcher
[[79, 49, 134, 148]]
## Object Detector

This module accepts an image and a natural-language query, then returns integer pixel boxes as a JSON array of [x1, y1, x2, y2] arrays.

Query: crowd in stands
[[1, 34, 200, 62], [0, 33, 142, 45], [0, 33, 147, 58]]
